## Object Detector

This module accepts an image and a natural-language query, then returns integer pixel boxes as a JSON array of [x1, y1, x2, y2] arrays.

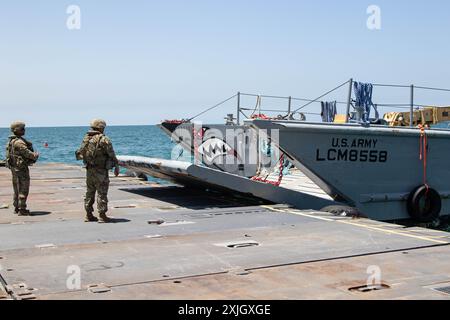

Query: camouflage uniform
[[5, 122, 39, 215], [76, 120, 118, 222]]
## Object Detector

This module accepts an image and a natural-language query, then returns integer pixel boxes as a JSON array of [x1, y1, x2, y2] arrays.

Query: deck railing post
[[258, 95, 262, 115], [345, 78, 353, 123], [288, 96, 292, 116], [236, 92, 241, 125], [410, 85, 414, 128]]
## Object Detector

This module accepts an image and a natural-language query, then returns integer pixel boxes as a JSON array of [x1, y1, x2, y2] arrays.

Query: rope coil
[[321, 101, 337, 123], [418, 124, 429, 191], [352, 82, 380, 123]]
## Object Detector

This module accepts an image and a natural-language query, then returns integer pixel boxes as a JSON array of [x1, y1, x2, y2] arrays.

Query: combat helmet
[[90, 119, 107, 130], [10, 121, 26, 134]]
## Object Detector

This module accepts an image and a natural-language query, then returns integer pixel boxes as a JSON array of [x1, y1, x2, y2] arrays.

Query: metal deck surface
[[0, 164, 450, 300]]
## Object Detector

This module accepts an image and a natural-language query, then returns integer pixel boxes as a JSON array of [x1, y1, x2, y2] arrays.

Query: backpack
[[76, 134, 103, 167], [5, 137, 35, 169], [5, 138, 16, 169]]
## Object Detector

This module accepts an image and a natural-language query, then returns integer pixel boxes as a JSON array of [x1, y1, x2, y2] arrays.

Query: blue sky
[[1, 0, 450, 127]]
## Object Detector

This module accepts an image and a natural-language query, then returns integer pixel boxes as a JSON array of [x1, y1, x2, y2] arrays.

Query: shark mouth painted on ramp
[[197, 138, 240, 163]]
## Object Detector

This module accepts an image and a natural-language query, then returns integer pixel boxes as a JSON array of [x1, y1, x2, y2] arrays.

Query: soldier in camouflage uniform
[[5, 122, 39, 216], [76, 119, 120, 223]]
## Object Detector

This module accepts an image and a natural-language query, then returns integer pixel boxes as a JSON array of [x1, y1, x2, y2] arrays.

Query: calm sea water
[[0, 125, 174, 164]]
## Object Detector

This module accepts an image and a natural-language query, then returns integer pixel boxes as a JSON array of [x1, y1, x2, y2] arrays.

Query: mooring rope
[[418, 124, 429, 191], [188, 94, 237, 122], [289, 79, 351, 115]]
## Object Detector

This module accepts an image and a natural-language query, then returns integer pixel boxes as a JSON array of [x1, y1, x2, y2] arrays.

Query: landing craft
[[119, 80, 450, 224]]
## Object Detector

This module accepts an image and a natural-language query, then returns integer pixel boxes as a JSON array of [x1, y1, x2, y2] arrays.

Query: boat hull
[[251, 120, 450, 221]]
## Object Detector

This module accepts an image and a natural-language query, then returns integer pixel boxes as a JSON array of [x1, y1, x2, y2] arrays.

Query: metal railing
[[189, 79, 450, 127]]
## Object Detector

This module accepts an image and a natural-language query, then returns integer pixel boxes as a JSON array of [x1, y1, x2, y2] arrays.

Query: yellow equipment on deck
[[333, 114, 347, 124], [383, 107, 450, 127]]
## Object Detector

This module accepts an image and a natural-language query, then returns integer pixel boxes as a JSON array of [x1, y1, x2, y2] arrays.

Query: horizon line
[[0, 123, 159, 129]]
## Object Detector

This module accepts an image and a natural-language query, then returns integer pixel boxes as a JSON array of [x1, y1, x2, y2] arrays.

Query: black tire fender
[[407, 185, 441, 223]]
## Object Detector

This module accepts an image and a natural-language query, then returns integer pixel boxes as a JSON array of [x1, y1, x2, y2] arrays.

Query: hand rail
[[186, 80, 450, 124]]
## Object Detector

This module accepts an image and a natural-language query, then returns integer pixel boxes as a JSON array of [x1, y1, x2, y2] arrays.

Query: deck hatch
[[349, 284, 390, 293], [227, 242, 259, 249], [215, 240, 260, 249], [88, 284, 112, 294]]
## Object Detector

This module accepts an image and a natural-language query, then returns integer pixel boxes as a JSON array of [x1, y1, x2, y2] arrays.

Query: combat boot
[[98, 213, 112, 223], [14, 207, 19, 215], [18, 209, 30, 216], [85, 213, 98, 222]]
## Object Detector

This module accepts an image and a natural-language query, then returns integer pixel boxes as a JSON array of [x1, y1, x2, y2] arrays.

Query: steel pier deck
[[0, 164, 449, 300]]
